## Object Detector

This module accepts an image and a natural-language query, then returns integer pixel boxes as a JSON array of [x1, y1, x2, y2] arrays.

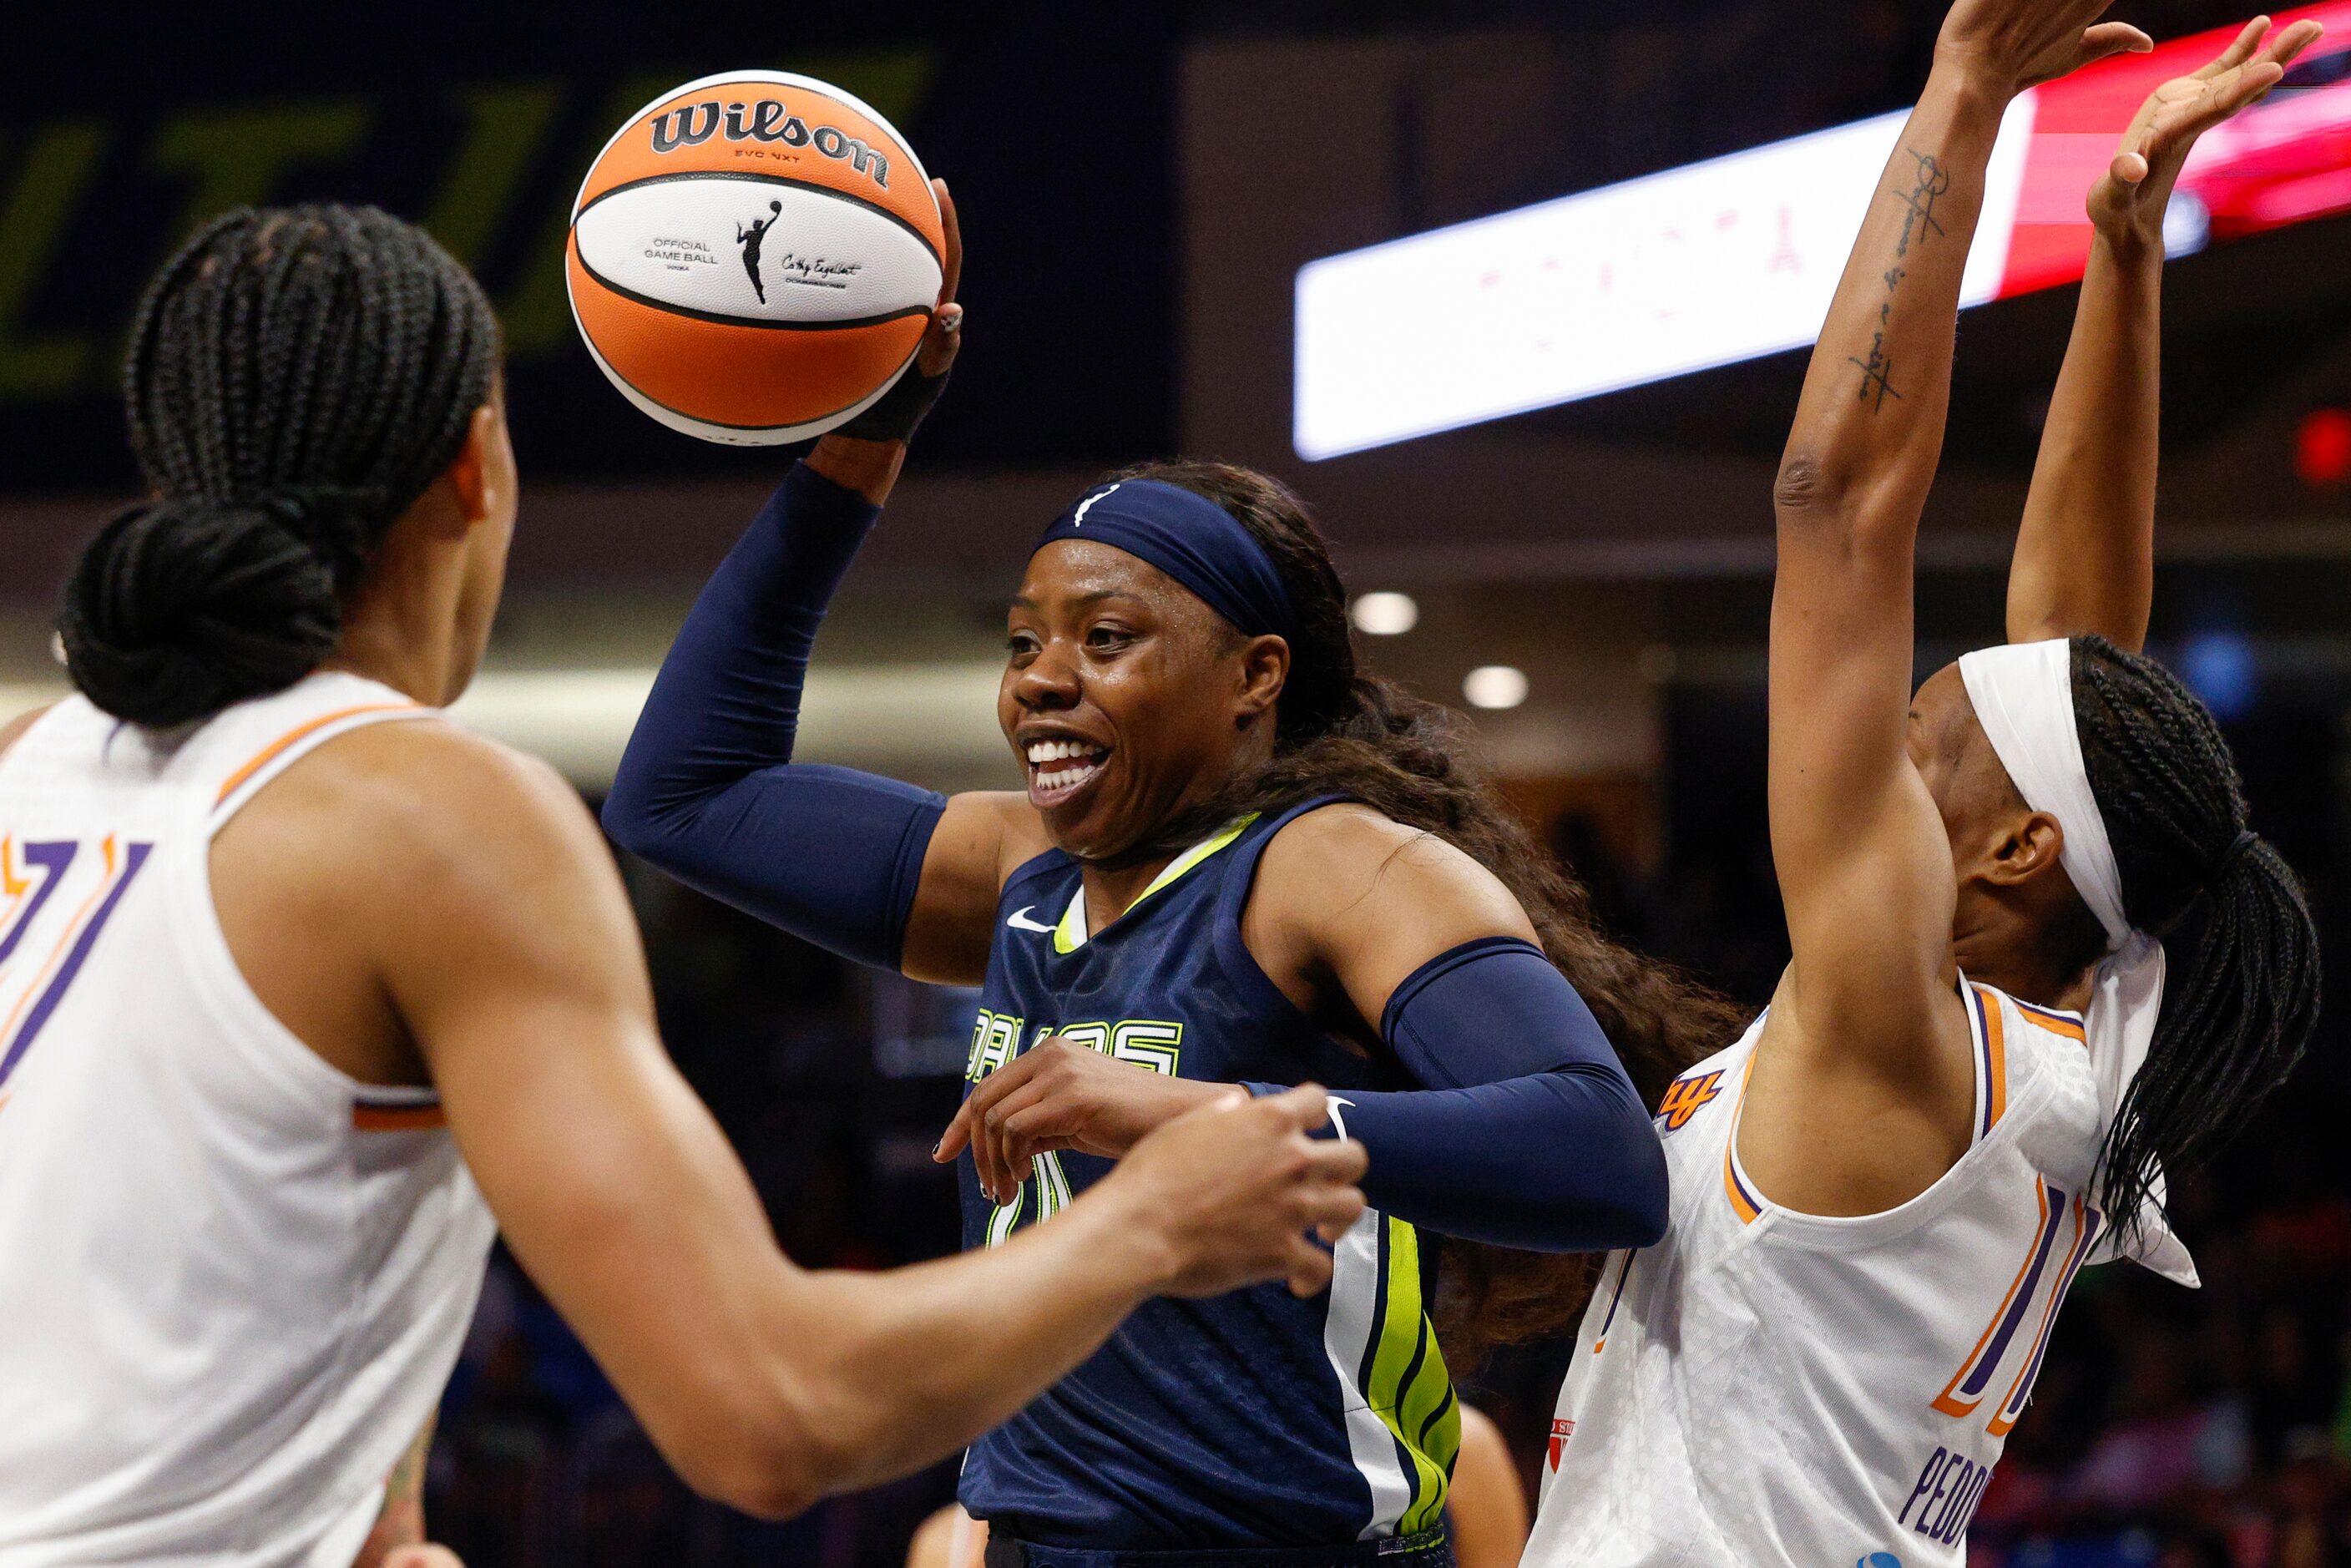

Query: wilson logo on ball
[[647, 99, 893, 188], [567, 69, 943, 447]]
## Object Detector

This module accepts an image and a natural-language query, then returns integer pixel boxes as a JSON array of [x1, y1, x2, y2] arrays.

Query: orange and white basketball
[[567, 71, 943, 445]]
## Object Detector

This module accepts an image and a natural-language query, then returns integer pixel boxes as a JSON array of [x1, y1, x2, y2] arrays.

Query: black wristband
[[835, 359, 952, 443]]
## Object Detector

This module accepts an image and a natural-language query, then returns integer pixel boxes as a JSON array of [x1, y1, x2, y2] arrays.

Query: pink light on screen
[[1998, 2, 2351, 298]]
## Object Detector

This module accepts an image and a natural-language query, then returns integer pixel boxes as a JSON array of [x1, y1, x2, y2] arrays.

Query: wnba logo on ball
[[647, 99, 892, 187]]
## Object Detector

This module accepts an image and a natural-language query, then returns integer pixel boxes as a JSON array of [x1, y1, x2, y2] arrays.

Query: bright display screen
[[1294, 3, 2351, 459]]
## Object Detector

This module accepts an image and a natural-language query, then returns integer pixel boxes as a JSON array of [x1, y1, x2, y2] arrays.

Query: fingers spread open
[[2201, 16, 2272, 78], [2212, 60, 2288, 122], [2263, 18, 2326, 71]]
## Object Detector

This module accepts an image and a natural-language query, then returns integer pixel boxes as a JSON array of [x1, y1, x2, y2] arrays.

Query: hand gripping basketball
[[837, 177, 963, 443]]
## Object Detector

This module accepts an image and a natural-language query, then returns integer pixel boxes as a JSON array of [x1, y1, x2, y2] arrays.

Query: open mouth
[[1023, 737, 1111, 809]]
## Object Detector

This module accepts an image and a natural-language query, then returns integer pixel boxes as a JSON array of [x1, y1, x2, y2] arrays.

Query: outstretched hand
[[1938, 0, 2151, 94], [2090, 15, 2323, 240]]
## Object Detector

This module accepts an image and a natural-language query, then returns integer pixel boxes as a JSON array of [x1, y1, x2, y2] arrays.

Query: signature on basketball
[[771, 253, 862, 290]]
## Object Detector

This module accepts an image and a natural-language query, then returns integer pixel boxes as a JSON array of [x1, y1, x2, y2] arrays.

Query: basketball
[[567, 70, 944, 445]]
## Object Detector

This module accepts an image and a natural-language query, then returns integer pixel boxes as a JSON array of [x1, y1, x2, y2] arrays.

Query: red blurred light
[[2298, 409, 2351, 488]]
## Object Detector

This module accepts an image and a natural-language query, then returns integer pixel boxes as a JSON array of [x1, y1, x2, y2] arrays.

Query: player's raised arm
[[1766, 0, 2146, 1064], [364, 723, 1363, 1519], [602, 180, 1045, 988], [2008, 16, 2318, 650]]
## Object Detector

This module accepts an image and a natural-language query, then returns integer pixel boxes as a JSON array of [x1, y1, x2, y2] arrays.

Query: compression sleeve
[[1251, 937, 1667, 1252], [602, 463, 946, 971]]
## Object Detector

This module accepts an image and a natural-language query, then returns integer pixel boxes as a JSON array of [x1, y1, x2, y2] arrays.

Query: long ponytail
[[2070, 635, 2323, 1244], [1107, 459, 1747, 1353]]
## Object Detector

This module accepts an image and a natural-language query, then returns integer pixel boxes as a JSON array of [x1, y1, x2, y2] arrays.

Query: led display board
[[1295, 3, 2351, 459]]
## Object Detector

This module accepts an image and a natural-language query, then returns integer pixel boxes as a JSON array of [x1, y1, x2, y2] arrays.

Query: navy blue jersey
[[955, 799, 1460, 1550]]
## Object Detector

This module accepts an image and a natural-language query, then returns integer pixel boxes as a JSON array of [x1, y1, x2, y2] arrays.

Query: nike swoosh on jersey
[[1006, 906, 1058, 933]]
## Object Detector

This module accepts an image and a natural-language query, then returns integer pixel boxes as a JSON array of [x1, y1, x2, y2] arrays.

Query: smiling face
[[1001, 539, 1287, 860]]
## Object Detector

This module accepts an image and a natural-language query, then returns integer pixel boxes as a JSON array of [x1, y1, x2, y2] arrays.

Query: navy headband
[[1033, 479, 1298, 642]]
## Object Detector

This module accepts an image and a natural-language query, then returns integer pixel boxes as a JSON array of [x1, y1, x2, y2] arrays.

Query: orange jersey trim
[[1722, 1150, 1762, 1224], [352, 1103, 446, 1132], [1977, 985, 2008, 1133], [1987, 1197, 2094, 1436], [1931, 1176, 2050, 1418], [1721, 1053, 1764, 1224], [214, 703, 417, 808], [2015, 1000, 2087, 1042]]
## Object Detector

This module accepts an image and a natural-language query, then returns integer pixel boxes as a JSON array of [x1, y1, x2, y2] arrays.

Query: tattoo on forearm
[[1847, 147, 1953, 409], [1849, 331, 1902, 411], [1892, 148, 1950, 257]]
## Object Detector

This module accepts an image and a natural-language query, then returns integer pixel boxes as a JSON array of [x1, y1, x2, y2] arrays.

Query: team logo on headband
[[1071, 484, 1120, 527]]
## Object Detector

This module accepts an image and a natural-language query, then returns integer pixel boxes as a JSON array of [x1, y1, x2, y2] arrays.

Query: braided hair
[[1109, 458, 1747, 1354], [60, 204, 500, 728], [2070, 635, 2322, 1245]]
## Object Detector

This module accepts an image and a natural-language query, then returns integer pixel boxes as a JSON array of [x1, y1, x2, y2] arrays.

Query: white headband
[[1958, 639, 2130, 950], [1955, 639, 2195, 1287]]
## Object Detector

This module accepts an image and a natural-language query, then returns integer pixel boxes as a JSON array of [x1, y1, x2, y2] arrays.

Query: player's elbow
[[645, 1358, 849, 1521], [1619, 1135, 1671, 1248], [1772, 451, 1852, 526], [1589, 1110, 1671, 1249], [598, 761, 692, 870], [1775, 450, 1920, 557], [666, 1414, 837, 1522]]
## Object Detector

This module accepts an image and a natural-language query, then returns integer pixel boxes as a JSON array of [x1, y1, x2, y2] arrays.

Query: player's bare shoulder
[[1251, 802, 1526, 936], [211, 716, 631, 1080], [215, 716, 597, 898], [0, 704, 53, 764]]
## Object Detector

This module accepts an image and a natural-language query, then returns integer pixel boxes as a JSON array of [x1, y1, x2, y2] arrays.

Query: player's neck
[[322, 539, 473, 709], [1079, 852, 1183, 932], [1951, 912, 2097, 1015]]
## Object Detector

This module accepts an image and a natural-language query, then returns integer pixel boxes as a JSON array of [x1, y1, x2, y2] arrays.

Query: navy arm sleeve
[[1251, 937, 1667, 1252], [602, 463, 946, 971]]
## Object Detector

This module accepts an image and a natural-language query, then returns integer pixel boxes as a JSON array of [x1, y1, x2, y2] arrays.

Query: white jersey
[[1526, 979, 2151, 1568], [0, 673, 497, 1568]]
